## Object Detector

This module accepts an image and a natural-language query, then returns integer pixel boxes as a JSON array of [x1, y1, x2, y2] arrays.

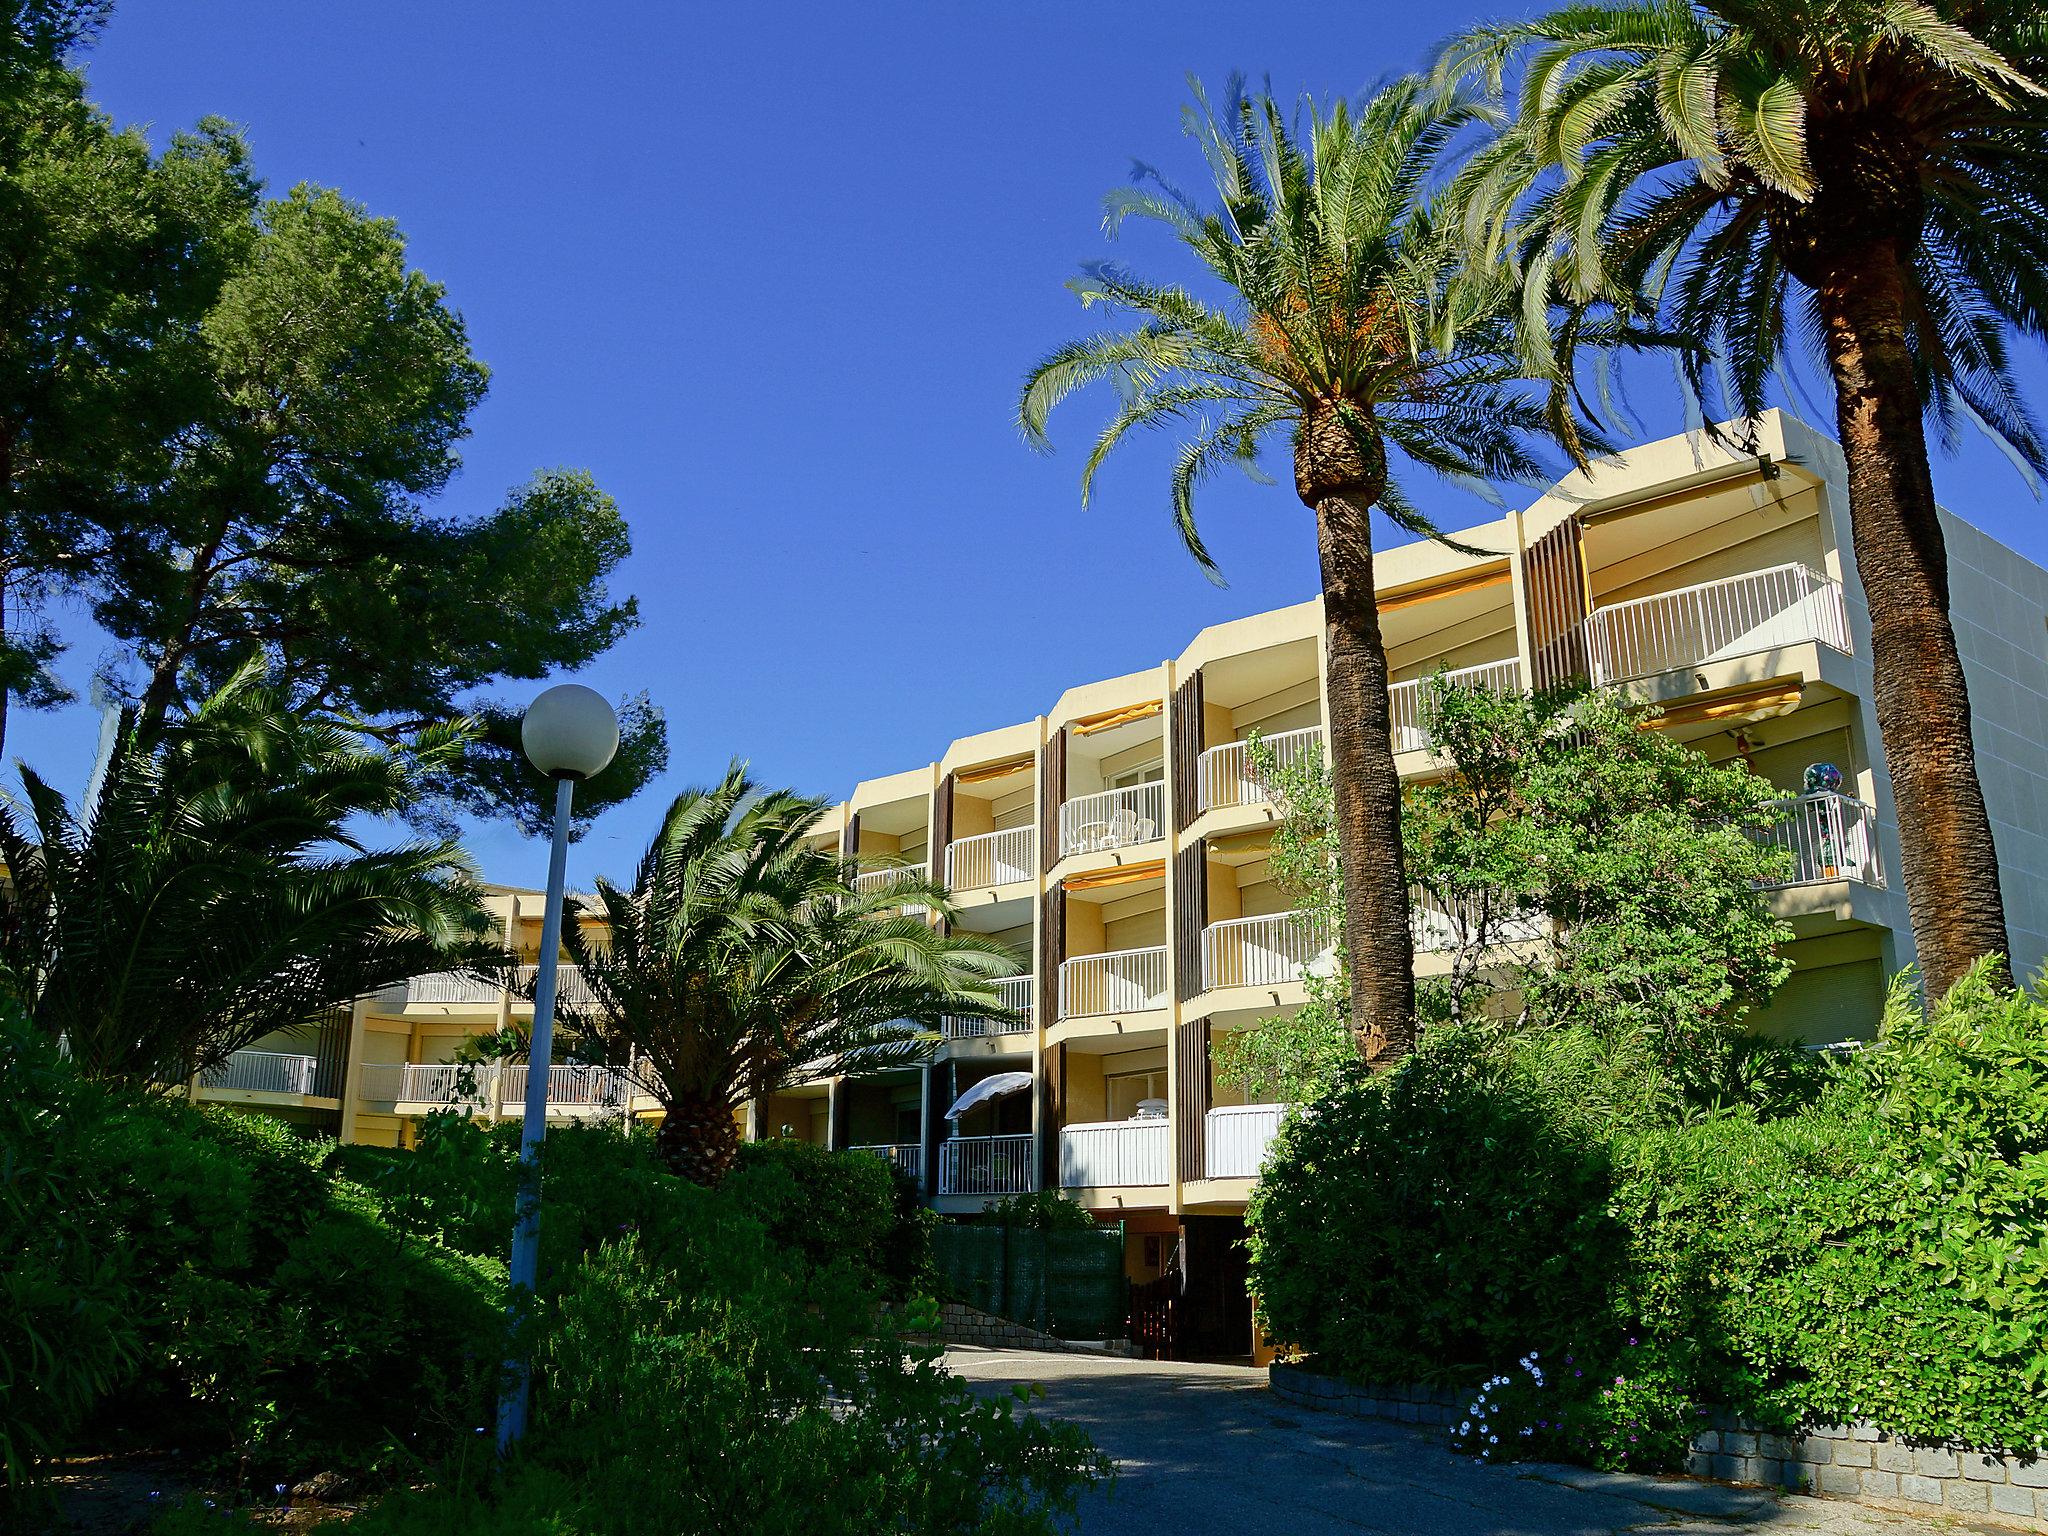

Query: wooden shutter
[[1171, 669, 1205, 832], [1040, 730, 1066, 871], [1525, 519, 1590, 690], [1039, 884, 1065, 1022], [1040, 1042, 1066, 1189], [931, 773, 954, 883], [1176, 1018, 1210, 1183], [842, 812, 861, 860], [1172, 838, 1208, 1004]]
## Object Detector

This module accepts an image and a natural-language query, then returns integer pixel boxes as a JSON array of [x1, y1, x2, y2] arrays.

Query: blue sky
[[35, 2, 2048, 890]]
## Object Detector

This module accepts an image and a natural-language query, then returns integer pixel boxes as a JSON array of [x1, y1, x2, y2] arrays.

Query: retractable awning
[[945, 1071, 1033, 1120]]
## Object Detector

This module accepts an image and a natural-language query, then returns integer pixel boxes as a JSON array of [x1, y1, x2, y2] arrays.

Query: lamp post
[[496, 682, 619, 1454]]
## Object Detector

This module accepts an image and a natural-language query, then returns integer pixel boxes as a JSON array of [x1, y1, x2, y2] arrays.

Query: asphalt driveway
[[947, 1348, 1986, 1536]]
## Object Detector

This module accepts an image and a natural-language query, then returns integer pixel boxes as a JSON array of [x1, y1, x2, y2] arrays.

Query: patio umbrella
[[945, 1070, 1033, 1120]]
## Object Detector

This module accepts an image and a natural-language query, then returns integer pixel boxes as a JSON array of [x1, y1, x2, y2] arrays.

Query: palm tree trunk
[[1309, 481, 1417, 1063], [655, 1089, 742, 1185], [1813, 240, 2010, 998]]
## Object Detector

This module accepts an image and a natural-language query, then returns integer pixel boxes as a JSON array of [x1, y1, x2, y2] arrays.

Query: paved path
[[947, 1348, 1988, 1536]]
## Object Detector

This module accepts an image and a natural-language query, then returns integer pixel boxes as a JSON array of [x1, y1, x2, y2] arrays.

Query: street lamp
[[496, 682, 619, 1453]]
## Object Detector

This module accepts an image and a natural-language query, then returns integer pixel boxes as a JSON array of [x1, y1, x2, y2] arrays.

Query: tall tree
[[558, 764, 1018, 1184], [0, 661, 497, 1084], [1441, 0, 2048, 997], [0, 7, 256, 755], [1019, 78, 1589, 1063], [84, 181, 662, 832]]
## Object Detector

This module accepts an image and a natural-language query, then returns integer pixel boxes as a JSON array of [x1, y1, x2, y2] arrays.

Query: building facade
[[192, 412, 2048, 1356]]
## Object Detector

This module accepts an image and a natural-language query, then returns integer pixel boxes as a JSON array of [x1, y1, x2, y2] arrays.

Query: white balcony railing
[[1409, 888, 1545, 953], [405, 965, 595, 1008], [1200, 911, 1335, 991], [201, 1049, 326, 1097], [1058, 945, 1169, 1019], [944, 827, 1034, 889], [854, 864, 928, 895], [1059, 1119, 1169, 1188], [938, 1133, 1034, 1196], [1205, 1103, 1285, 1180], [1584, 562, 1850, 686], [501, 1062, 635, 1112], [1057, 782, 1165, 857], [1755, 791, 1885, 888], [354, 1060, 635, 1114], [851, 1143, 923, 1180], [1388, 659, 1523, 754], [1196, 725, 1325, 813], [944, 974, 1034, 1038]]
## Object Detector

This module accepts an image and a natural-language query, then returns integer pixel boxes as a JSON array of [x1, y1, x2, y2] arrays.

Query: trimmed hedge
[[1247, 964, 2048, 1470]]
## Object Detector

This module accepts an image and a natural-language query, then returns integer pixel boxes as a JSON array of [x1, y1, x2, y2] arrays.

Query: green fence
[[932, 1223, 1127, 1340]]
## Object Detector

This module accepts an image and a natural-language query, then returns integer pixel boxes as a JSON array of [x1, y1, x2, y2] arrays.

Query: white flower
[[1489, 1435, 1499, 1444], [1460, 1421, 1471, 1435]]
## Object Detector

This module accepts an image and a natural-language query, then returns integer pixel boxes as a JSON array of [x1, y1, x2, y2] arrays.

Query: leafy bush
[[726, 1138, 936, 1298], [0, 1009, 137, 1496], [1251, 965, 2048, 1469], [981, 1190, 1099, 1231]]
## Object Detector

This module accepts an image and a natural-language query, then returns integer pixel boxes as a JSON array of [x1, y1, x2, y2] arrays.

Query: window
[[1106, 1069, 1167, 1120], [1110, 764, 1165, 790]]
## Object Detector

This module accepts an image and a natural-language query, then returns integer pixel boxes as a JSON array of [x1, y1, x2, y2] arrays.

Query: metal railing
[[1058, 945, 1169, 1019], [353, 1059, 635, 1113], [854, 864, 928, 895], [406, 964, 594, 1008], [1388, 659, 1523, 754], [200, 1048, 326, 1097], [1754, 791, 1885, 888], [944, 826, 1035, 889], [1195, 725, 1325, 813], [851, 1143, 923, 1180], [1205, 1103, 1285, 1180], [1200, 911, 1334, 991], [1583, 562, 1851, 686], [1059, 1119, 1169, 1188], [944, 974, 1034, 1038], [938, 1133, 1034, 1196], [1409, 888, 1545, 953], [1057, 782, 1166, 857], [500, 1062, 635, 1112]]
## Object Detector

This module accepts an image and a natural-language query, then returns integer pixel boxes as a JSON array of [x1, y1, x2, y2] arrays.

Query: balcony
[[938, 1132, 1033, 1195], [854, 864, 927, 895], [1058, 945, 1169, 1019], [1756, 791, 1885, 888], [356, 1060, 636, 1114], [1200, 911, 1333, 991], [945, 827, 1034, 889], [1584, 562, 1850, 686], [943, 974, 1034, 1038], [851, 1142, 922, 1181], [1196, 725, 1325, 813], [201, 1048, 331, 1098], [1057, 782, 1165, 858], [1409, 889, 1545, 953], [405, 965, 594, 1008], [1059, 1118, 1169, 1188], [1388, 659, 1522, 754], [1205, 1103, 1284, 1179]]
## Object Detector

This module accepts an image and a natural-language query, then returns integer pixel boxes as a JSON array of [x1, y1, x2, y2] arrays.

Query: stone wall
[[1269, 1364, 2048, 1532], [919, 1302, 1139, 1358]]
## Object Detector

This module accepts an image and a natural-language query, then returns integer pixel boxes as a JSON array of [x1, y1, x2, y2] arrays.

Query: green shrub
[[1250, 970, 2048, 1469], [0, 1008, 138, 1496], [981, 1190, 1099, 1231], [725, 1138, 930, 1296]]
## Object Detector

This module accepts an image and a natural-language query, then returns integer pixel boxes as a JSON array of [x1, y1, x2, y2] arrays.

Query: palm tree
[[557, 763, 1019, 1185], [1, 661, 494, 1082], [1019, 77, 1589, 1063], [1440, 1, 2048, 998]]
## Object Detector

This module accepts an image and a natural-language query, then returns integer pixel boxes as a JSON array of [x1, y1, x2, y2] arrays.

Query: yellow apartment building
[[193, 411, 2048, 1357]]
